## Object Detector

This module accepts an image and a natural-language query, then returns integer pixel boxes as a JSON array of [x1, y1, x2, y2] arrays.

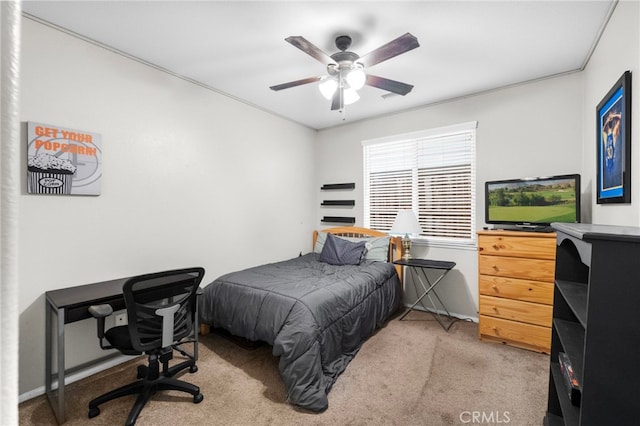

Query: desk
[[394, 259, 456, 330], [45, 275, 200, 424]]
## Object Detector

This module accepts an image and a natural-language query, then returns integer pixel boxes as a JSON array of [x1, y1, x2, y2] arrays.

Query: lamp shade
[[346, 66, 366, 90], [390, 210, 422, 235], [343, 88, 360, 105], [319, 78, 338, 100]]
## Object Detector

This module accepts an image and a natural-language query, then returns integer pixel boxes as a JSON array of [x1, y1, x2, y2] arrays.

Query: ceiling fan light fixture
[[319, 77, 338, 100], [346, 65, 366, 91]]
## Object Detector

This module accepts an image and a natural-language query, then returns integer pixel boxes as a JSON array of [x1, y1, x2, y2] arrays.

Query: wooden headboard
[[313, 226, 403, 280]]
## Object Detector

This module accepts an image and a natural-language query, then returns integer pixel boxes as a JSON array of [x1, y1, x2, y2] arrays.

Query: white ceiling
[[22, 1, 615, 130]]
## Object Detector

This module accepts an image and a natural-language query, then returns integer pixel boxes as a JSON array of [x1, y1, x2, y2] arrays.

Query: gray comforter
[[199, 253, 402, 411]]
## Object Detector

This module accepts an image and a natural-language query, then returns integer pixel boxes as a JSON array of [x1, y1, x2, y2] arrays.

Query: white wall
[[582, 0, 639, 225], [18, 18, 317, 395], [316, 72, 584, 319]]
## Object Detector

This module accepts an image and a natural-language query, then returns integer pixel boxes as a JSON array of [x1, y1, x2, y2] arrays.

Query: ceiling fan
[[270, 33, 419, 112]]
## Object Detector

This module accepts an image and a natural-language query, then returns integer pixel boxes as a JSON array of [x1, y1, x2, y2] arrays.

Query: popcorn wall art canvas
[[27, 122, 102, 195]]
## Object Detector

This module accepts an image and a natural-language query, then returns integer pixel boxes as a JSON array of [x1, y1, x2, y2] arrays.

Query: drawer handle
[[492, 306, 498, 312], [492, 285, 499, 291], [492, 265, 499, 271]]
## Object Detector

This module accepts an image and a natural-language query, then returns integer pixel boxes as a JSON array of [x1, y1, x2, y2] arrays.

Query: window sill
[[410, 238, 478, 251]]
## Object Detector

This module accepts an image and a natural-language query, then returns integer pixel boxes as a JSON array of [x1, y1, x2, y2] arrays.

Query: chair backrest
[[123, 267, 204, 353]]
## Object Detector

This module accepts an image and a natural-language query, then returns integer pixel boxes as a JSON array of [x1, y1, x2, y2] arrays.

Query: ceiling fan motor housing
[[331, 35, 361, 73], [328, 51, 361, 76]]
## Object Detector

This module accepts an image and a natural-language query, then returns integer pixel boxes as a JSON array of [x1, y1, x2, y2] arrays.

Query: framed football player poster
[[596, 71, 631, 204]]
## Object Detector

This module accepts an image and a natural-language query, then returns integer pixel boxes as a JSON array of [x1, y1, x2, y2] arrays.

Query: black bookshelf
[[545, 223, 640, 425]]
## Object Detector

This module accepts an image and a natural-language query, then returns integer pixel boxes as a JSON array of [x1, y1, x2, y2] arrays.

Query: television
[[485, 174, 581, 230]]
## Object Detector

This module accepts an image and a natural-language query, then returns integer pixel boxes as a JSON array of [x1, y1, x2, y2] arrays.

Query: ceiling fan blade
[[270, 76, 322, 91], [285, 36, 334, 65], [360, 33, 419, 68], [331, 88, 343, 111], [366, 75, 414, 96]]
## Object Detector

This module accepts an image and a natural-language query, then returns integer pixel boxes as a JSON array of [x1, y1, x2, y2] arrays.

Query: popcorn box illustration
[[28, 153, 77, 194]]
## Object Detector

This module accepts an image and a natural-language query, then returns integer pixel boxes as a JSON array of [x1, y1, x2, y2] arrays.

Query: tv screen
[[485, 174, 581, 228]]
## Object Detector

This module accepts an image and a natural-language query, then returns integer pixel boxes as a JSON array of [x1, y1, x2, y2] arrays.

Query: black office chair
[[87, 267, 205, 426]]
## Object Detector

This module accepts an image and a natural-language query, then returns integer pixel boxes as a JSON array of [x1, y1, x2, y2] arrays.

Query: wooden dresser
[[477, 230, 556, 353]]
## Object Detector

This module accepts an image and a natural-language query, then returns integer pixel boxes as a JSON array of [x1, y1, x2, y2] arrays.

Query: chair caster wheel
[[189, 365, 198, 374], [193, 393, 204, 404], [88, 407, 100, 418]]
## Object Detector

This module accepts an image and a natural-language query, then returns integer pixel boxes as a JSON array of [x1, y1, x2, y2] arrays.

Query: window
[[363, 121, 477, 248]]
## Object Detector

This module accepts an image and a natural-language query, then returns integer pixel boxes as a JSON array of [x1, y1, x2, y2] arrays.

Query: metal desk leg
[[45, 300, 66, 424], [400, 266, 455, 331]]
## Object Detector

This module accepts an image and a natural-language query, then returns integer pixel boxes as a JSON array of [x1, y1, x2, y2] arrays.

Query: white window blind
[[363, 122, 477, 248]]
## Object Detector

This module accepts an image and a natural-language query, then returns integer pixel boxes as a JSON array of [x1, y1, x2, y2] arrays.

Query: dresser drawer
[[478, 254, 555, 282], [479, 275, 554, 305], [479, 315, 551, 353], [479, 295, 552, 327], [478, 234, 556, 260]]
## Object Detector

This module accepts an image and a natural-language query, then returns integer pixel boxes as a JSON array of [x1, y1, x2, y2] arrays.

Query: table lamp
[[390, 210, 422, 261]]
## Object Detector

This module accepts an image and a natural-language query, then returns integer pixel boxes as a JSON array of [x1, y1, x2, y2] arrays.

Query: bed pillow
[[345, 235, 390, 262], [314, 231, 327, 253], [319, 233, 367, 266], [314, 232, 390, 262]]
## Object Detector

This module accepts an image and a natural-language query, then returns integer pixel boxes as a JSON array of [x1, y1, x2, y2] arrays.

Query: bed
[[199, 227, 403, 412]]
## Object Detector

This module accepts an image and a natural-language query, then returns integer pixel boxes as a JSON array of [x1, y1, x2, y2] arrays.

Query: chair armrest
[[89, 304, 114, 349], [89, 304, 114, 318]]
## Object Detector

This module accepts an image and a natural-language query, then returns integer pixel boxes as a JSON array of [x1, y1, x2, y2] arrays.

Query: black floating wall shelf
[[321, 200, 355, 206], [321, 216, 356, 224], [321, 183, 355, 190]]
